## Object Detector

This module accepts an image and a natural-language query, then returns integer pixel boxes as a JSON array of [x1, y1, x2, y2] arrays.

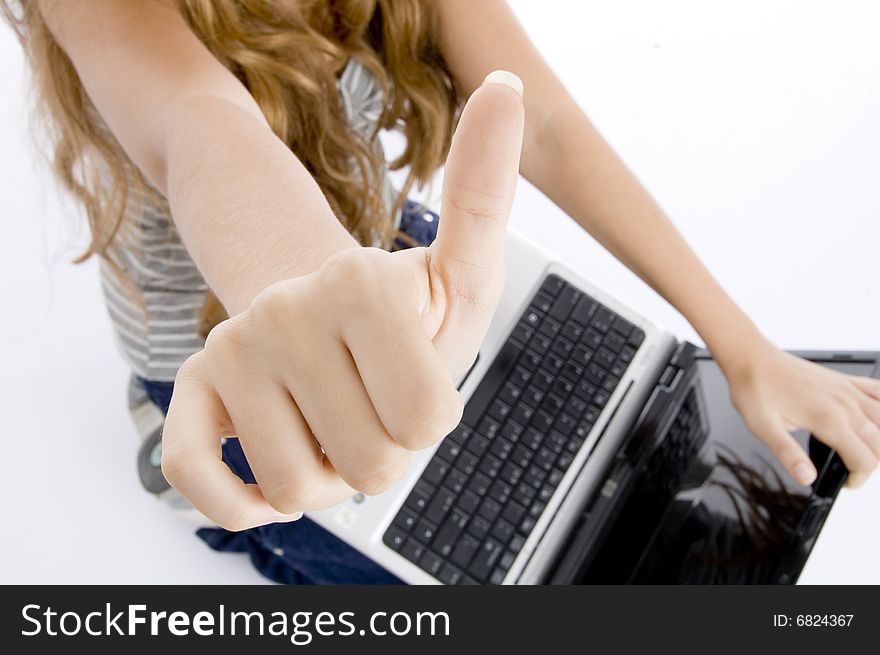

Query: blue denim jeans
[[142, 201, 438, 585]]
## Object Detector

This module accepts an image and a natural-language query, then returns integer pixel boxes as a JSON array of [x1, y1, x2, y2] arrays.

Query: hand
[[726, 339, 880, 487], [160, 73, 525, 530]]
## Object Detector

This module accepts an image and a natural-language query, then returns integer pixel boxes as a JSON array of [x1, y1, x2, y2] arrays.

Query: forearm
[[524, 98, 769, 374], [164, 96, 358, 315]]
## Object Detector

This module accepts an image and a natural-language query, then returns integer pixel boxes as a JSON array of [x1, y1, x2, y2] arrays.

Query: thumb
[[432, 70, 525, 289]]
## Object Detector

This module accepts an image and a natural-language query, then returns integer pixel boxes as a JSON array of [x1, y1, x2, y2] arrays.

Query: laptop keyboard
[[382, 273, 645, 584]]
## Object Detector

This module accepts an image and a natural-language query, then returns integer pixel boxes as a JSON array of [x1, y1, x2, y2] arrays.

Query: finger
[[161, 353, 302, 531], [342, 292, 463, 450], [285, 338, 412, 496], [820, 419, 878, 489], [852, 404, 880, 459], [433, 70, 524, 284], [213, 376, 354, 514], [852, 376, 880, 401], [755, 416, 817, 486]]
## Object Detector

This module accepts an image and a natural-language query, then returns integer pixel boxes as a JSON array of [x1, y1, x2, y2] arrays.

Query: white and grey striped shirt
[[100, 59, 396, 381]]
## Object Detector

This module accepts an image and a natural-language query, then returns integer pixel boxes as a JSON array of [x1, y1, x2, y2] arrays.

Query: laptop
[[136, 228, 877, 584]]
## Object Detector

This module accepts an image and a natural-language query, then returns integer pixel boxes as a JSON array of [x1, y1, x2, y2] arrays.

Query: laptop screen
[[624, 356, 874, 584], [557, 351, 877, 584]]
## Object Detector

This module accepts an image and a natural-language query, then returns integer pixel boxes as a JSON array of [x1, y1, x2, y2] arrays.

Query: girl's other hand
[[160, 73, 525, 530], [727, 339, 880, 488]]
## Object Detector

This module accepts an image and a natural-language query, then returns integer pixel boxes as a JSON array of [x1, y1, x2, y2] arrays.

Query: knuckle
[[322, 249, 394, 310], [347, 452, 410, 496], [217, 508, 255, 533], [262, 477, 313, 515], [250, 284, 297, 335], [159, 441, 186, 485], [390, 392, 464, 450]]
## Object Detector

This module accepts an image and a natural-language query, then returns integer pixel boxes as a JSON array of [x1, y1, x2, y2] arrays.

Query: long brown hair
[[2, 0, 458, 329]]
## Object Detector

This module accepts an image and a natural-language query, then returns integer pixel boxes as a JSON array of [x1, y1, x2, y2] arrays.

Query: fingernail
[[272, 511, 303, 522], [482, 70, 524, 98], [793, 461, 817, 486]]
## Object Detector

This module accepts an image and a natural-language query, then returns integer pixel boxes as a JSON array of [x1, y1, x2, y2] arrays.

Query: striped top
[[100, 58, 396, 381]]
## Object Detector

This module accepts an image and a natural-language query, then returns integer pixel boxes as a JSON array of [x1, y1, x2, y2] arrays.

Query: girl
[[3, 0, 878, 584]]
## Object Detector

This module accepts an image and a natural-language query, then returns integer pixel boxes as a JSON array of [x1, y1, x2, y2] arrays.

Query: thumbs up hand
[[161, 73, 525, 530]]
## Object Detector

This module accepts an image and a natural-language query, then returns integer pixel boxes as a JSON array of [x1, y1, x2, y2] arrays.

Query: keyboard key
[[477, 416, 501, 440], [584, 363, 605, 386], [513, 482, 536, 507], [533, 369, 554, 391], [538, 318, 561, 340], [489, 569, 507, 585], [401, 538, 425, 563], [594, 347, 616, 370], [571, 296, 597, 325], [466, 516, 492, 540], [499, 550, 517, 571], [628, 327, 645, 347], [574, 380, 596, 403], [498, 383, 521, 407], [445, 467, 467, 493], [469, 538, 503, 582], [535, 447, 556, 471], [420, 550, 445, 576], [554, 413, 577, 437], [519, 516, 536, 535], [561, 322, 584, 343], [602, 331, 625, 353], [511, 322, 533, 346], [438, 563, 464, 585], [572, 345, 593, 367], [424, 487, 456, 525], [384, 527, 406, 551], [522, 429, 543, 451], [465, 434, 490, 458], [581, 329, 603, 349], [524, 465, 545, 489], [551, 337, 573, 358], [413, 518, 437, 544], [506, 366, 531, 390], [548, 468, 565, 487], [478, 454, 503, 478], [529, 500, 547, 519], [590, 306, 615, 333], [465, 472, 491, 497], [540, 393, 564, 416], [405, 480, 435, 513], [551, 377, 574, 398], [547, 431, 568, 454], [509, 534, 526, 554], [455, 451, 478, 476], [499, 462, 523, 486], [612, 315, 633, 338], [435, 440, 461, 464], [511, 445, 532, 469], [422, 459, 449, 486], [532, 411, 554, 433], [491, 519, 515, 544], [540, 352, 564, 372], [433, 511, 468, 557], [520, 349, 542, 372], [520, 385, 545, 408], [447, 425, 471, 446], [620, 345, 636, 363], [501, 501, 526, 526], [511, 403, 535, 426], [601, 375, 619, 393], [593, 390, 611, 409], [489, 436, 513, 461], [393, 507, 419, 532], [489, 479, 512, 504], [560, 361, 583, 382], [478, 498, 502, 521], [457, 489, 480, 515], [530, 333, 552, 356], [549, 285, 581, 322], [488, 399, 511, 423], [541, 275, 564, 297], [531, 291, 554, 313]]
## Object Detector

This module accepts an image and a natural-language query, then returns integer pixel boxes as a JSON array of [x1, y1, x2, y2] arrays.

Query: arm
[[437, 0, 880, 486], [39, 0, 356, 314]]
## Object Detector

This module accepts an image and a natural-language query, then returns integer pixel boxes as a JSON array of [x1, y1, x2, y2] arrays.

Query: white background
[[0, 1, 877, 584]]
